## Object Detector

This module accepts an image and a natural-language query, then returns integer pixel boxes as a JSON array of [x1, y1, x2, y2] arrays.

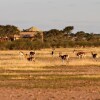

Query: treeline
[[0, 25, 100, 50], [44, 27, 100, 48], [0, 25, 20, 37]]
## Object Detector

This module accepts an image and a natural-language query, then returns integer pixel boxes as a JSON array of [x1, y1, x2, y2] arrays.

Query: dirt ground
[[0, 87, 100, 100]]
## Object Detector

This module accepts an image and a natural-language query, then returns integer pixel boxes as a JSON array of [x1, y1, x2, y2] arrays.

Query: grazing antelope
[[91, 52, 97, 61], [59, 52, 69, 62], [25, 54, 35, 62]]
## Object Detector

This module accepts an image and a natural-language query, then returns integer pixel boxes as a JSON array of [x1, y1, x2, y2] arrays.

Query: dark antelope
[[29, 51, 35, 57], [51, 48, 55, 56], [59, 53, 69, 62], [91, 52, 97, 61]]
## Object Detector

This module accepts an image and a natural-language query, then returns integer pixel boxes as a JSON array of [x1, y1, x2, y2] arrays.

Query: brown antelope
[[59, 52, 69, 62], [76, 52, 86, 59], [73, 49, 86, 59], [19, 51, 35, 62]]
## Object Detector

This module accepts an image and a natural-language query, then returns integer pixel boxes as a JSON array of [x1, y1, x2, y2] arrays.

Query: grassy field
[[0, 47, 100, 89]]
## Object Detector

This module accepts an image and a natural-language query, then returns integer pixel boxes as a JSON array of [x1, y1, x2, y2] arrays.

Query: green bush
[[0, 39, 44, 50]]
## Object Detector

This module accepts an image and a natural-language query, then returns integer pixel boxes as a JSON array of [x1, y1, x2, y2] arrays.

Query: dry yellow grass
[[0, 48, 100, 100], [0, 47, 100, 69]]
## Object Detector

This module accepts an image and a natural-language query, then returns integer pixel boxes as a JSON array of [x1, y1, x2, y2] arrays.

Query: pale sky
[[0, 0, 100, 33]]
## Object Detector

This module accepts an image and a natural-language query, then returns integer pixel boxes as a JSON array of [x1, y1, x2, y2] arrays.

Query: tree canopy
[[0, 25, 100, 50], [63, 26, 74, 34], [0, 25, 20, 37]]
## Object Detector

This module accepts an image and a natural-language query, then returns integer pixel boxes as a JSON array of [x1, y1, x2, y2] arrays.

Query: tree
[[63, 26, 74, 35], [0, 25, 20, 37], [75, 31, 86, 41], [44, 29, 62, 37]]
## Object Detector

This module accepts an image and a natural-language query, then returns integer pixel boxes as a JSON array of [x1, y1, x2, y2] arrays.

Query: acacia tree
[[63, 26, 74, 35]]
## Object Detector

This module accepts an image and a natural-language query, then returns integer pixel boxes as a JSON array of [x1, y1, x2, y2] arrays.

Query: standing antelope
[[76, 52, 85, 59], [19, 51, 25, 59], [59, 52, 69, 62], [51, 50, 54, 56], [51, 48, 55, 56], [73, 50, 85, 59], [91, 52, 97, 61], [29, 51, 35, 57]]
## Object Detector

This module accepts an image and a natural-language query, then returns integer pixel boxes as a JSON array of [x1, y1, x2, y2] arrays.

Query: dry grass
[[0, 47, 100, 68], [0, 48, 100, 100], [0, 47, 100, 88]]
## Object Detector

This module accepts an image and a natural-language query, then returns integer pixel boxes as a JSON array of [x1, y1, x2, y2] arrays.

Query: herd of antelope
[[19, 49, 98, 62]]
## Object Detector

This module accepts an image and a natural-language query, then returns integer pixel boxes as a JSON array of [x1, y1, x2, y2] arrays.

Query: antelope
[[19, 51, 25, 59], [29, 51, 35, 57], [25, 54, 35, 62], [73, 49, 86, 59], [59, 52, 69, 62], [91, 52, 97, 61], [51, 50, 54, 56], [19, 51, 35, 62], [51, 48, 55, 56], [76, 52, 85, 59]]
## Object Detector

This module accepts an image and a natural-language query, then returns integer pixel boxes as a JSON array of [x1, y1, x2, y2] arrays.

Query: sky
[[0, 0, 100, 33]]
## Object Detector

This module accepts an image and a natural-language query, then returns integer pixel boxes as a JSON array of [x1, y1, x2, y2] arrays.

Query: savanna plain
[[0, 47, 100, 100]]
